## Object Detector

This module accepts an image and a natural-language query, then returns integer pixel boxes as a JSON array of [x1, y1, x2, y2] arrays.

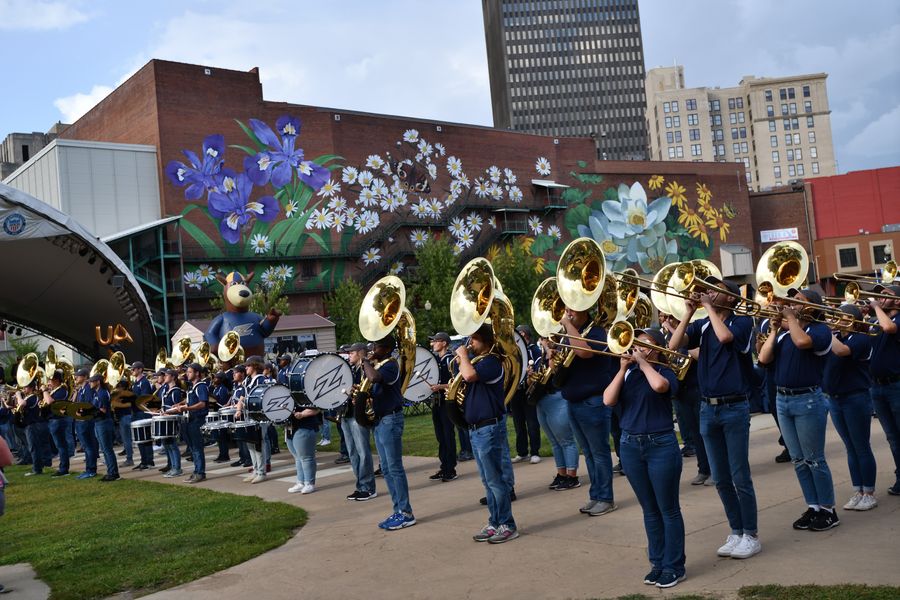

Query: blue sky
[[1, 0, 898, 173]]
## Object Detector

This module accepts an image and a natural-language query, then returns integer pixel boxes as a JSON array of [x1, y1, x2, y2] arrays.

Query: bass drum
[[403, 346, 439, 404], [514, 330, 529, 386], [289, 353, 353, 410]]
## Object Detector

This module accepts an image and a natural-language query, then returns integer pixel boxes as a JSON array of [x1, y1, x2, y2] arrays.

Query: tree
[[1, 338, 41, 383], [490, 238, 544, 332], [405, 237, 459, 344], [209, 280, 291, 318], [324, 278, 364, 346]]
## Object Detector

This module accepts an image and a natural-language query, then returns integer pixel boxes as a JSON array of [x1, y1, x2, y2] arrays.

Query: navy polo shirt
[[187, 381, 210, 422], [21, 393, 40, 426], [162, 384, 182, 408], [49, 386, 69, 419], [277, 367, 289, 386], [92, 387, 112, 418], [618, 365, 679, 434], [231, 382, 246, 404], [684, 314, 753, 398], [211, 385, 230, 406], [289, 410, 323, 431], [372, 358, 404, 417], [132, 376, 152, 397], [77, 384, 91, 404], [560, 324, 615, 402], [870, 313, 900, 379], [773, 323, 832, 388], [463, 354, 505, 425], [822, 333, 872, 396], [351, 364, 363, 385], [437, 353, 453, 386]]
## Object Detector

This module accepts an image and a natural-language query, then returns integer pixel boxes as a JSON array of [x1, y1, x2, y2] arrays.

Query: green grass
[[599, 586, 900, 600], [314, 410, 558, 458], [0, 465, 306, 600]]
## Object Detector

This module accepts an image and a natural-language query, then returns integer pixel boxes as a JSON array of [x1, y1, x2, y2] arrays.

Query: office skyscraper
[[482, 0, 648, 160]]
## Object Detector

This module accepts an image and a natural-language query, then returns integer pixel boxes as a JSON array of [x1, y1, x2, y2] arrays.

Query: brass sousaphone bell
[[217, 330, 244, 365], [16, 353, 44, 388]]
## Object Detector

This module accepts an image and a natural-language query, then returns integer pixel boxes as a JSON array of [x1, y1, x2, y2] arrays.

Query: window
[[789, 103, 797, 115], [717, 143, 725, 156], [728, 98, 736, 110], [666, 131, 674, 143], [808, 131, 816, 143], [739, 127, 747, 138], [714, 129, 724, 141], [733, 143, 741, 154], [768, 121, 777, 132], [793, 133, 801, 144], [674, 131, 682, 143], [746, 172, 752, 183], [781, 103, 789, 115], [712, 114, 722, 126], [668, 147, 676, 158], [788, 87, 796, 99], [767, 105, 775, 117], [812, 161, 820, 174], [690, 128, 701, 140], [673, 116, 681, 127], [791, 117, 799, 129], [711, 99, 720, 111], [803, 85, 811, 97], [765, 89, 773, 101], [302, 261, 316, 279], [810, 146, 817, 158], [730, 113, 738, 124], [783, 118, 791, 130], [676, 146, 684, 158], [779, 88, 787, 100], [687, 113, 698, 125], [686, 99, 697, 110], [22, 145, 30, 162], [872, 242, 892, 265], [772, 151, 780, 163], [795, 148, 802, 160], [804, 101, 812, 113], [774, 166, 782, 178], [785, 134, 792, 146], [691, 144, 702, 156], [736, 98, 744, 109], [797, 164, 805, 175], [731, 128, 739, 140], [738, 112, 745, 123], [663, 102, 671, 113], [788, 164, 796, 177], [787, 149, 794, 161], [807, 116, 815, 128], [741, 141, 749, 153], [671, 101, 679, 112], [665, 116, 672, 128], [837, 245, 860, 270], [770, 135, 778, 147]]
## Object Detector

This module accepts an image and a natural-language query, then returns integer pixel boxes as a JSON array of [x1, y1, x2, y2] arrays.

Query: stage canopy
[[0, 183, 155, 360]]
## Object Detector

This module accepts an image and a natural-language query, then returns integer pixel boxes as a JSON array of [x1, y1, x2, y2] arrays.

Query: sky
[[1, 0, 898, 174]]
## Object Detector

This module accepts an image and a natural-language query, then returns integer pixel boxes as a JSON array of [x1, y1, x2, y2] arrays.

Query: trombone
[[832, 260, 897, 286]]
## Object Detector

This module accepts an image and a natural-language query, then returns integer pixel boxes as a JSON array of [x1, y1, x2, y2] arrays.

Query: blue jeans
[[373, 412, 412, 515], [186, 419, 206, 475], [498, 417, 514, 492], [827, 392, 877, 492], [341, 417, 375, 493], [536, 391, 579, 470], [471, 422, 516, 529], [49, 417, 74, 474], [25, 422, 51, 473], [0, 422, 15, 454], [457, 426, 472, 455], [567, 396, 613, 503], [248, 423, 271, 476], [777, 390, 834, 506], [118, 413, 134, 462], [871, 380, 900, 486], [94, 418, 119, 477], [620, 431, 685, 576], [677, 386, 710, 475], [76, 419, 98, 474], [320, 417, 332, 443], [165, 437, 181, 472], [700, 399, 758, 535], [287, 427, 318, 484]]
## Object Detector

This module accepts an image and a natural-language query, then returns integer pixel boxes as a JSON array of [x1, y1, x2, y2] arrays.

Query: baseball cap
[[164, 369, 178, 377], [428, 332, 451, 343], [88, 374, 103, 383], [278, 354, 291, 361], [131, 361, 145, 370], [838, 304, 863, 321], [75, 368, 90, 377], [349, 342, 368, 352], [186, 362, 202, 372], [244, 355, 264, 367], [338, 344, 351, 353], [872, 283, 900, 295], [515, 324, 533, 338], [788, 287, 823, 306], [705, 275, 741, 297], [639, 328, 667, 348]]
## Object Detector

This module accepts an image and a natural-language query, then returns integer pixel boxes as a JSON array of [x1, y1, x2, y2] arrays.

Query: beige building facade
[[645, 66, 837, 191]]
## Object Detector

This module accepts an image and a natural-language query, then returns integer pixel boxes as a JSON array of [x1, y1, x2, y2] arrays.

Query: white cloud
[[0, 0, 89, 31], [846, 104, 900, 161], [53, 84, 113, 123]]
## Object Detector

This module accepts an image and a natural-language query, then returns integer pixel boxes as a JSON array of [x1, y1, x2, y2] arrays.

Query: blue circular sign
[[2, 212, 26, 236]]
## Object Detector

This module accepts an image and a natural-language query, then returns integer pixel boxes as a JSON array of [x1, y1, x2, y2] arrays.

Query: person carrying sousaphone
[[44, 369, 73, 477], [461, 323, 519, 544], [16, 377, 50, 477]]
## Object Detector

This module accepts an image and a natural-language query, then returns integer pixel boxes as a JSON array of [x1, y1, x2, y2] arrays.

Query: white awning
[[101, 215, 182, 243], [531, 179, 570, 189]]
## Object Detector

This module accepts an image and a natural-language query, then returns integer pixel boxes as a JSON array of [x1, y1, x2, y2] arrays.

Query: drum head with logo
[[261, 384, 294, 423], [292, 353, 353, 410], [403, 346, 439, 403], [514, 330, 528, 385]]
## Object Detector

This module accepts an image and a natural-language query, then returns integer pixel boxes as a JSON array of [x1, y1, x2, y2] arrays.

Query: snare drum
[[131, 418, 153, 444], [231, 421, 262, 444], [288, 353, 354, 410], [151, 415, 180, 440], [205, 411, 221, 427], [246, 387, 266, 421], [219, 407, 237, 425]]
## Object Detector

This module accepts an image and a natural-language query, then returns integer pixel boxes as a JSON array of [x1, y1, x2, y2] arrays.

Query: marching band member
[[510, 325, 542, 464], [286, 402, 322, 494], [130, 362, 156, 471], [262, 362, 281, 454], [342, 343, 377, 501], [276, 354, 291, 386], [16, 378, 50, 476], [238, 356, 270, 484], [758, 288, 838, 531], [428, 332, 458, 482], [604, 329, 685, 589], [668, 279, 760, 559], [152, 369, 168, 470], [755, 316, 791, 464], [459, 324, 518, 543], [211, 372, 231, 463], [228, 365, 253, 468], [558, 305, 616, 516], [74, 368, 99, 479], [364, 336, 416, 530], [823, 305, 877, 511], [178, 363, 208, 483], [89, 373, 119, 482], [868, 283, 900, 497], [160, 369, 183, 478], [44, 370, 73, 477]]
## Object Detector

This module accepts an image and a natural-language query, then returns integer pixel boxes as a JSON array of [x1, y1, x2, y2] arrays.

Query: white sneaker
[[855, 494, 878, 511], [511, 455, 527, 463], [317, 439, 330, 447], [717, 534, 742, 557], [842, 492, 863, 510], [251, 474, 267, 484], [301, 483, 316, 494], [730, 534, 761, 559], [288, 482, 304, 493], [243, 475, 255, 483], [530, 455, 541, 464]]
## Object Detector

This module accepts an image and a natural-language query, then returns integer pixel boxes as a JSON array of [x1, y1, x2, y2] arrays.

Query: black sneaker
[[374, 467, 383, 477], [442, 471, 458, 482], [643, 568, 662, 585], [458, 451, 474, 462], [214, 457, 230, 463], [681, 446, 696, 458], [230, 460, 244, 467], [158, 464, 172, 472], [429, 471, 445, 481], [355, 491, 377, 501], [346, 490, 364, 500], [548, 474, 564, 489], [100, 474, 121, 482], [613, 461, 623, 474], [181, 450, 191, 458], [809, 508, 840, 531], [117, 450, 127, 457], [51, 471, 69, 477], [792, 507, 817, 530], [775, 449, 791, 463], [555, 475, 581, 490], [888, 482, 900, 496], [335, 455, 351, 465]]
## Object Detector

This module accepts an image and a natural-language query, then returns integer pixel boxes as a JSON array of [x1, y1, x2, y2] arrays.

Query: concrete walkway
[[7, 414, 900, 599]]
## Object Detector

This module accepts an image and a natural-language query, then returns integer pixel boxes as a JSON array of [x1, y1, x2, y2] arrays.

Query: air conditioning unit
[[883, 223, 900, 233]]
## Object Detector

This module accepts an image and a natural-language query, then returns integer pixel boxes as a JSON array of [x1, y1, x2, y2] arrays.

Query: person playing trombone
[[868, 283, 900, 497]]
